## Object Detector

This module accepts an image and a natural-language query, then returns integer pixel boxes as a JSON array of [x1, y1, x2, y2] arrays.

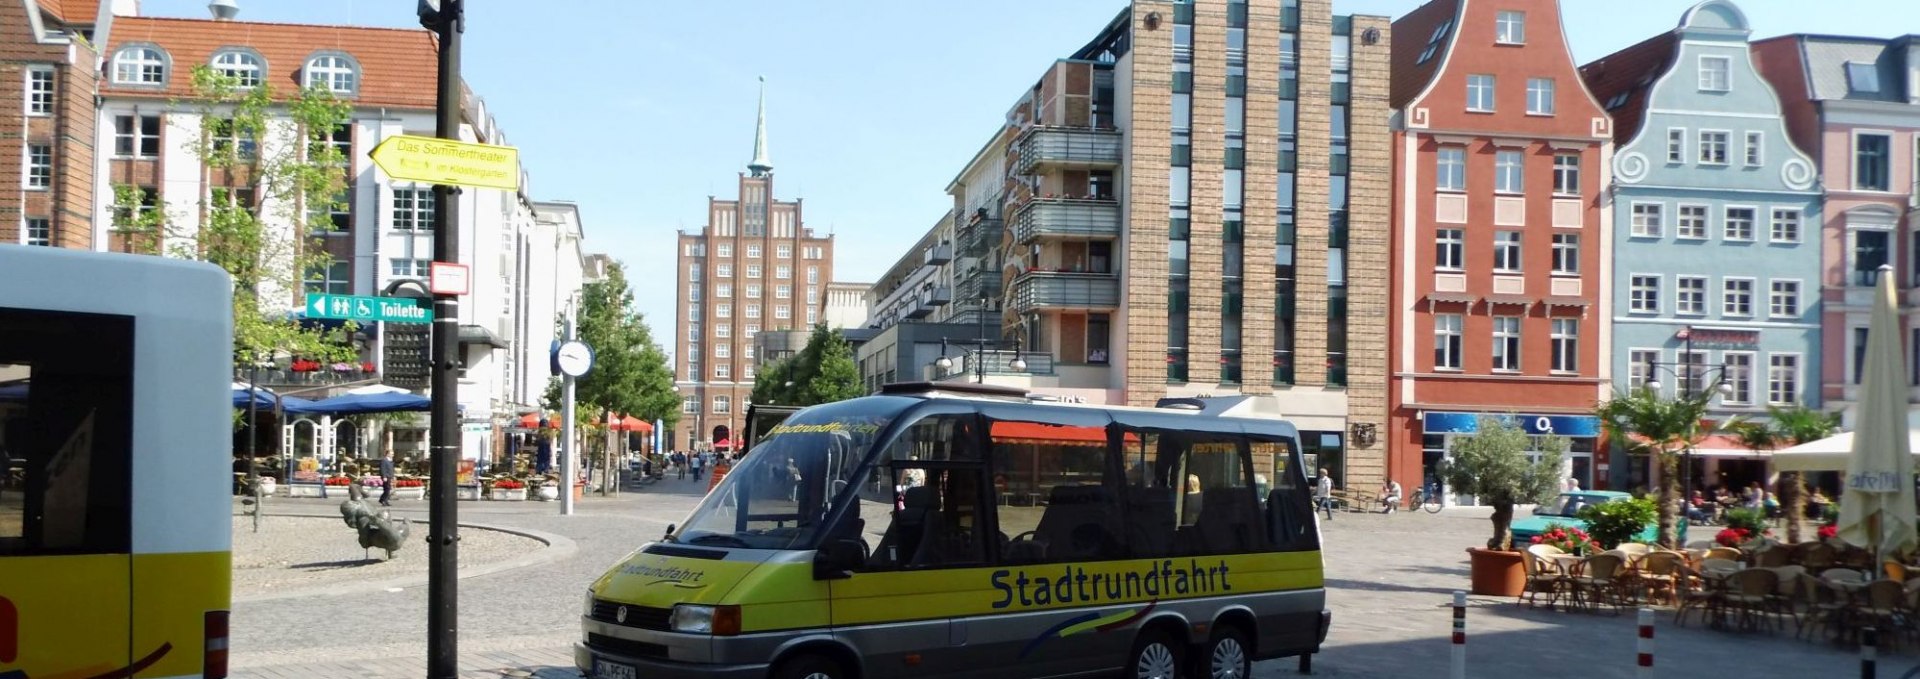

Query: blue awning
[[1422, 411, 1600, 438]]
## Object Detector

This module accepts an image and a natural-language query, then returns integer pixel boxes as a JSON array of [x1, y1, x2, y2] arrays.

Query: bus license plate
[[593, 659, 637, 679]]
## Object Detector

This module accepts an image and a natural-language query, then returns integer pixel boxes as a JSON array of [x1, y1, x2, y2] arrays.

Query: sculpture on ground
[[337, 480, 411, 559]]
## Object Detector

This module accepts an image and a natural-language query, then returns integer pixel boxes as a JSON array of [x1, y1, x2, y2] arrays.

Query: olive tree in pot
[[1437, 416, 1565, 596]]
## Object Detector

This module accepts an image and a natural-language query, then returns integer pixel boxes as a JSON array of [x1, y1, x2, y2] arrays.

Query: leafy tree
[[1769, 404, 1839, 541], [1437, 416, 1565, 551], [1596, 388, 1716, 548], [111, 66, 358, 365], [542, 262, 678, 428], [750, 326, 862, 407]]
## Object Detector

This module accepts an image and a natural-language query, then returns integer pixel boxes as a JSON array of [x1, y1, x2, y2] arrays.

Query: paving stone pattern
[[232, 516, 543, 598]]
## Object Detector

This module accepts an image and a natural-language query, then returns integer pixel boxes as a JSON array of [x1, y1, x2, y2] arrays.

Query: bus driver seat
[[872, 484, 936, 567]]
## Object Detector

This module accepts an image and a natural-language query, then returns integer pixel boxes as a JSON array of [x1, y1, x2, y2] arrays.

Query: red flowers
[[322, 476, 352, 487], [1715, 527, 1752, 547], [1819, 524, 1838, 540], [492, 478, 525, 490], [1534, 524, 1598, 554], [394, 478, 424, 488]]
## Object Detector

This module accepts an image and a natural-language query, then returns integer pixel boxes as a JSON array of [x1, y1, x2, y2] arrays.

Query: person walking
[[673, 451, 687, 480], [1314, 468, 1335, 520], [378, 450, 396, 506], [691, 450, 705, 480]]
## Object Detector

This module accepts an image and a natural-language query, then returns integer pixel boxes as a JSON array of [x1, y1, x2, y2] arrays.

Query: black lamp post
[[1640, 328, 1734, 539]]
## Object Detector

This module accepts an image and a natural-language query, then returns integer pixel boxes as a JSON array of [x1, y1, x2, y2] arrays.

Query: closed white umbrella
[[1839, 266, 1918, 569]]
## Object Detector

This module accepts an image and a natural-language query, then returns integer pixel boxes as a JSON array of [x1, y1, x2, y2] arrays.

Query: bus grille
[[586, 633, 670, 659], [591, 600, 672, 631]]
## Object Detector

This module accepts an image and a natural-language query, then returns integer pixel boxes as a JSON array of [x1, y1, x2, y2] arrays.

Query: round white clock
[[555, 340, 594, 377]]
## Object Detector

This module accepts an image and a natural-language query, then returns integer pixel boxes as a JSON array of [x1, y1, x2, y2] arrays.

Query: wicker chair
[[1723, 568, 1781, 632], [1639, 551, 1687, 607], [1705, 546, 1745, 563], [1797, 572, 1849, 641], [1754, 545, 1793, 568], [1571, 553, 1628, 614], [1767, 565, 1806, 626], [1857, 579, 1909, 649], [1520, 545, 1568, 609], [1799, 542, 1837, 571]]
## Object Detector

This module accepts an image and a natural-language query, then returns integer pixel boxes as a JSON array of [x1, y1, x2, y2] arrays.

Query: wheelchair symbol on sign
[[1535, 417, 1554, 434]]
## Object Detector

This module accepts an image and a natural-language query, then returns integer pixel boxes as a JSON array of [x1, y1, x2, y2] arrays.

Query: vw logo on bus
[[616, 606, 629, 624]]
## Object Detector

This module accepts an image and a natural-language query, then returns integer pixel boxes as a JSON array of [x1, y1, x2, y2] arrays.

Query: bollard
[[1451, 591, 1466, 679], [1637, 608, 1654, 677], [1862, 627, 1878, 679]]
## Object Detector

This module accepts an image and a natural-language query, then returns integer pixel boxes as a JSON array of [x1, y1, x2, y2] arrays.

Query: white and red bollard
[[1636, 608, 1654, 677], [1450, 591, 1466, 679]]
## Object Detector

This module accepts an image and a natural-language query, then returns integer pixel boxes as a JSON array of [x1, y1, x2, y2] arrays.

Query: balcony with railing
[[957, 215, 1003, 258], [955, 272, 1001, 304], [1011, 271, 1119, 313], [927, 349, 1055, 382], [924, 242, 954, 266], [1015, 126, 1123, 174], [1012, 198, 1121, 244], [924, 286, 953, 307], [904, 299, 933, 320]]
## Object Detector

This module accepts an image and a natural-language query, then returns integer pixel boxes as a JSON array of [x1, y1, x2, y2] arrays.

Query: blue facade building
[[1582, 0, 1823, 489]]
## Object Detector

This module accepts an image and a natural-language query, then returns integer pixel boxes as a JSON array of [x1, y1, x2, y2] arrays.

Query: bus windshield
[[673, 397, 909, 550]]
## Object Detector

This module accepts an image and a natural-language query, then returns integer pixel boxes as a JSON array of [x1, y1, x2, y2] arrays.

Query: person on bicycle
[[1379, 479, 1402, 514]]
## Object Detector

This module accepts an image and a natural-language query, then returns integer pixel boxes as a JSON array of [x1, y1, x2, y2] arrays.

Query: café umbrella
[[1838, 265, 1918, 570]]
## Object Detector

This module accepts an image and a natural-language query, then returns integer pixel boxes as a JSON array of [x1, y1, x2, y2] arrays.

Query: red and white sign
[[429, 262, 470, 296]]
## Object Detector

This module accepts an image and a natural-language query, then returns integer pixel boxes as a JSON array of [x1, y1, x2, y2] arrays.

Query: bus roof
[[871, 383, 1301, 440]]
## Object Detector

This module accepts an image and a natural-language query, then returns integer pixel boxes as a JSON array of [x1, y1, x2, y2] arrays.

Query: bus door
[[0, 308, 136, 679]]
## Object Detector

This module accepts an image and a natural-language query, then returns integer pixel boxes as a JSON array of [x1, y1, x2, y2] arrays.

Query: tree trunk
[[1655, 452, 1680, 548], [1490, 502, 1515, 551], [1783, 471, 1805, 542]]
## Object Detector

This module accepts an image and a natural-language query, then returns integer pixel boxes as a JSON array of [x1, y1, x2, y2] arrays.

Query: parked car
[[1510, 490, 1661, 546]]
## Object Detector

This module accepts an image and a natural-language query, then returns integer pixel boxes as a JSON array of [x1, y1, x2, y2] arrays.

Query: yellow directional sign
[[369, 134, 520, 191]]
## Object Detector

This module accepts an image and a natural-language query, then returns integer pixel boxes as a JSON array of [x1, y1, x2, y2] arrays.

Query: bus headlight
[[584, 590, 595, 616], [670, 604, 741, 635]]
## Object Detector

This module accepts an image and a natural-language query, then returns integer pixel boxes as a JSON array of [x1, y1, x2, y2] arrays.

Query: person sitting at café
[[1686, 490, 1713, 523]]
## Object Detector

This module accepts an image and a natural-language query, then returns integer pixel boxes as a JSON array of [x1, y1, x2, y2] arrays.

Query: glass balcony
[[1015, 126, 1123, 174], [1011, 272, 1120, 313], [924, 243, 954, 266], [904, 300, 933, 320], [925, 286, 953, 307], [1012, 198, 1121, 244], [957, 215, 1002, 258]]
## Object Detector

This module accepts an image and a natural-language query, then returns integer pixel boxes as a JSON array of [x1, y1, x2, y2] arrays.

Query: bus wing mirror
[[813, 539, 862, 580]]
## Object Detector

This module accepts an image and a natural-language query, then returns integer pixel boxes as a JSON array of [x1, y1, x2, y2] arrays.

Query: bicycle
[[1407, 485, 1444, 514]]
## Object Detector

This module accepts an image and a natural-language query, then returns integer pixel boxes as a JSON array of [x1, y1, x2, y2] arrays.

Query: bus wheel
[[1199, 625, 1251, 679], [773, 653, 846, 679], [1128, 627, 1184, 679]]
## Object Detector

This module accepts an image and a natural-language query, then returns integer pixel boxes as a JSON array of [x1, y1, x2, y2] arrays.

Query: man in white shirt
[[1315, 469, 1335, 520], [1380, 479, 1403, 514]]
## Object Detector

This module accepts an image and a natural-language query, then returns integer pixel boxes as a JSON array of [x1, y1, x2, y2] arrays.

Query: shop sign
[[1422, 411, 1601, 438]]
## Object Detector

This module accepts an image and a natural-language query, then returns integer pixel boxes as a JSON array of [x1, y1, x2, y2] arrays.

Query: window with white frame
[[745, 323, 759, 336], [113, 46, 168, 85], [1632, 203, 1664, 237], [1495, 150, 1523, 193], [713, 396, 731, 414], [689, 287, 702, 302], [716, 263, 732, 278], [777, 265, 791, 279], [303, 54, 357, 94], [746, 304, 761, 319], [24, 217, 51, 246], [1552, 153, 1579, 194], [1676, 205, 1708, 239], [716, 283, 732, 299], [1467, 74, 1495, 112], [1667, 128, 1686, 163], [390, 258, 430, 277], [1630, 275, 1661, 313], [806, 287, 818, 304], [686, 361, 700, 381], [717, 244, 732, 258], [807, 246, 825, 259], [774, 305, 791, 319], [1724, 207, 1755, 240], [113, 115, 161, 158], [1495, 11, 1526, 44], [26, 67, 54, 115], [1550, 318, 1578, 373], [715, 363, 730, 380], [682, 397, 698, 414], [1770, 208, 1801, 242], [689, 263, 702, 280], [1628, 349, 1659, 392], [1699, 131, 1729, 164], [211, 49, 263, 88], [807, 267, 820, 284], [1723, 278, 1754, 316], [745, 284, 761, 299], [1434, 313, 1462, 370], [1436, 228, 1464, 270], [807, 308, 818, 325], [777, 244, 793, 258], [304, 259, 350, 295], [687, 324, 701, 341], [1527, 78, 1555, 115], [1723, 352, 1754, 405], [746, 244, 761, 258], [1676, 276, 1707, 315], [1698, 55, 1730, 91], [776, 284, 791, 299], [1492, 316, 1521, 372], [24, 144, 51, 189], [1436, 147, 1465, 191], [392, 187, 434, 231], [687, 304, 701, 319], [746, 264, 762, 279], [717, 303, 732, 318], [1744, 131, 1763, 166], [1494, 231, 1522, 272], [714, 343, 730, 359], [1768, 354, 1799, 404], [685, 243, 705, 256], [714, 324, 730, 339], [1846, 62, 1881, 94], [1551, 234, 1579, 275], [1770, 280, 1800, 317]]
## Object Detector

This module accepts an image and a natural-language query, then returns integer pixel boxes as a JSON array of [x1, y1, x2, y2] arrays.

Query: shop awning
[[990, 421, 1140, 447]]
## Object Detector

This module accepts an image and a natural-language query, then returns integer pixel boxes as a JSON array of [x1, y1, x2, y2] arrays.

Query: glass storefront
[[1419, 411, 1600, 505]]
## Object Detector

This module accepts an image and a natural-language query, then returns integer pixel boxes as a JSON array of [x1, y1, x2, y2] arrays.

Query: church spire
[[747, 76, 773, 177]]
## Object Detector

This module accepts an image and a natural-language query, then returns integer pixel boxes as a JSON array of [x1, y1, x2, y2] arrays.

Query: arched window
[[112, 45, 169, 85], [211, 49, 264, 88], [303, 54, 358, 94]]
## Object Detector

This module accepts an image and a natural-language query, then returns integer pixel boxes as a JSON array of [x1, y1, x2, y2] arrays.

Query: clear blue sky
[[144, 0, 1915, 345]]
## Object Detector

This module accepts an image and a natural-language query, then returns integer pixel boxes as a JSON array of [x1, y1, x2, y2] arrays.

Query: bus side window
[[1169, 432, 1259, 555], [1253, 437, 1318, 552], [991, 420, 1125, 565], [859, 414, 987, 571], [1120, 430, 1177, 559], [0, 308, 135, 555]]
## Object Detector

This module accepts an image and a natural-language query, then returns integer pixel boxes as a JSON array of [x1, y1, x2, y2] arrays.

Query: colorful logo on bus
[[1018, 601, 1156, 659]]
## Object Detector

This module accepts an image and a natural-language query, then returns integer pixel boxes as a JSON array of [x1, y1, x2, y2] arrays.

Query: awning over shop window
[[1421, 411, 1600, 437]]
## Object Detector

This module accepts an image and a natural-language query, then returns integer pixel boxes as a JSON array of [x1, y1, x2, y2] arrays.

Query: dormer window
[[112, 45, 169, 85], [211, 49, 264, 88], [1846, 62, 1881, 94], [303, 54, 358, 94]]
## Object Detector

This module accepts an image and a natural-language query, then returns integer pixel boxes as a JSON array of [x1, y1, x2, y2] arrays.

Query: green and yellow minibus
[[0, 248, 234, 679], [581, 383, 1328, 679]]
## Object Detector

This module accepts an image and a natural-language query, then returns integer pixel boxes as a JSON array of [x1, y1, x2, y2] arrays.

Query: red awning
[[516, 412, 559, 430], [713, 438, 733, 450], [604, 413, 654, 433], [990, 421, 1139, 447]]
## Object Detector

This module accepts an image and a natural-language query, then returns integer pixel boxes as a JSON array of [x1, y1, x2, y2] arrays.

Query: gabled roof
[[1799, 34, 1913, 103], [35, 0, 95, 27], [1389, 0, 1460, 110], [102, 16, 438, 110], [1579, 32, 1679, 146]]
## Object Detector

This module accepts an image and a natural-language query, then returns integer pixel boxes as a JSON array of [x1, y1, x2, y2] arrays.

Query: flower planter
[[490, 488, 527, 501], [288, 483, 329, 498], [257, 477, 278, 496], [455, 485, 482, 501], [1466, 547, 1526, 597], [391, 486, 426, 501], [535, 485, 560, 501]]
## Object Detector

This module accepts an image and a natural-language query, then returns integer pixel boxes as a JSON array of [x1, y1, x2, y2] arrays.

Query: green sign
[[304, 293, 432, 324]]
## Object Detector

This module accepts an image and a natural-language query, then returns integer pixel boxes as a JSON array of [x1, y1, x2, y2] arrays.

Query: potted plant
[[491, 477, 527, 501], [1437, 416, 1566, 597], [1576, 496, 1658, 549], [532, 474, 560, 501], [1530, 522, 1600, 556]]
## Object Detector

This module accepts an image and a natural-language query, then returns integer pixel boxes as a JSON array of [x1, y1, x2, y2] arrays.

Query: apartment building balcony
[[903, 299, 933, 320], [1015, 125, 1123, 174], [1012, 198, 1121, 244], [1010, 271, 1119, 314], [955, 274, 1002, 305], [924, 286, 953, 307], [957, 215, 1003, 258], [924, 242, 954, 266]]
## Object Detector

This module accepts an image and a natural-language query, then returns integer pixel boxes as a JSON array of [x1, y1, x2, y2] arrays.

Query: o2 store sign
[[1422, 412, 1600, 438]]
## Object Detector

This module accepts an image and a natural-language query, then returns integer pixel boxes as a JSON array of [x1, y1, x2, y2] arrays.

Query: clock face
[[556, 341, 593, 377]]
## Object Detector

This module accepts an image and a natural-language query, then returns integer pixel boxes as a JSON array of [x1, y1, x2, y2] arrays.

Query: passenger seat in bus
[[871, 485, 935, 567], [1125, 485, 1177, 557], [1195, 487, 1258, 552], [1035, 485, 1123, 560]]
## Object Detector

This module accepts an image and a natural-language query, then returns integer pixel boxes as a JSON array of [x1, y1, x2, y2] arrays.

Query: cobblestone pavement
[[232, 515, 544, 600], [233, 483, 1892, 678]]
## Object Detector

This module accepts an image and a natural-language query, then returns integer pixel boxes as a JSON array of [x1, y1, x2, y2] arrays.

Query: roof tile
[[103, 16, 437, 110], [1389, 0, 1460, 110], [1578, 32, 1678, 146]]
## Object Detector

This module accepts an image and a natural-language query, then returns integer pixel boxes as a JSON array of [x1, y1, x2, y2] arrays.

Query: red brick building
[[1386, 0, 1615, 498], [0, 0, 100, 248]]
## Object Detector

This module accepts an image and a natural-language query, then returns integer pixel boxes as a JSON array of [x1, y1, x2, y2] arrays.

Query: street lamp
[[935, 334, 1028, 383], [1638, 326, 1737, 538]]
